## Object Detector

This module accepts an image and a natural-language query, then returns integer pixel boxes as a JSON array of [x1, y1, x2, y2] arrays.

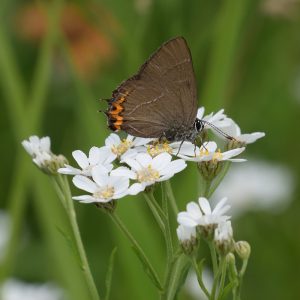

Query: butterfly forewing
[[108, 37, 198, 139]]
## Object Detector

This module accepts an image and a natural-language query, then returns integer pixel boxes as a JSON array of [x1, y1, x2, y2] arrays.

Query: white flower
[[178, 141, 246, 162], [111, 152, 187, 195], [197, 107, 232, 129], [104, 133, 152, 161], [22, 136, 52, 167], [177, 202, 203, 227], [220, 118, 265, 144], [58, 146, 113, 176], [176, 224, 196, 242], [0, 211, 10, 260], [72, 165, 130, 203], [214, 160, 295, 216], [214, 221, 233, 243], [1, 279, 63, 300], [177, 197, 231, 228], [198, 197, 231, 226]]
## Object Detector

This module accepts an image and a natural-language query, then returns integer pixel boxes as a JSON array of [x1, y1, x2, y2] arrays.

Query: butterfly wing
[[107, 37, 198, 139]]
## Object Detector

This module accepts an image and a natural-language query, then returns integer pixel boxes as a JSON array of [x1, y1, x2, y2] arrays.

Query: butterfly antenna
[[201, 120, 235, 141]]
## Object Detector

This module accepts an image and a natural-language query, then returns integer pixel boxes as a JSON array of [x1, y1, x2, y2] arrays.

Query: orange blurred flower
[[16, 3, 118, 80]]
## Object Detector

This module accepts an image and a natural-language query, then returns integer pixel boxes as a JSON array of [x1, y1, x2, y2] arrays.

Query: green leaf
[[105, 247, 117, 300], [218, 280, 238, 300], [131, 245, 163, 291]]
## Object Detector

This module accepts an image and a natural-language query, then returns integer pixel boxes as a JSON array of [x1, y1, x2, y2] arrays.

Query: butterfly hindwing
[[107, 37, 198, 139]]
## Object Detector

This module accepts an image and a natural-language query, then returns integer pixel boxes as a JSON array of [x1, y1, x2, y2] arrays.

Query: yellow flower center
[[137, 165, 160, 182], [212, 149, 223, 161], [147, 142, 172, 157], [93, 186, 115, 199], [199, 148, 209, 157], [111, 139, 133, 157]]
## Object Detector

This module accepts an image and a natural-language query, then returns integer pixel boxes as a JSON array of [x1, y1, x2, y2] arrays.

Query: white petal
[[88, 147, 100, 165], [124, 157, 143, 171], [238, 132, 265, 144], [72, 175, 98, 193], [72, 195, 96, 203], [157, 174, 173, 182], [111, 167, 137, 179], [222, 147, 245, 160], [152, 153, 172, 171], [197, 107, 205, 119], [160, 159, 186, 176], [92, 165, 109, 186], [228, 158, 247, 162], [177, 214, 198, 227], [40, 136, 51, 152], [113, 177, 130, 194], [128, 183, 145, 195], [22, 140, 33, 155], [72, 150, 89, 169], [134, 137, 153, 146], [120, 148, 138, 161], [105, 133, 121, 147], [113, 190, 129, 199], [202, 141, 217, 153], [173, 142, 197, 156], [58, 165, 81, 175], [98, 146, 116, 164], [213, 197, 230, 215], [135, 153, 152, 167], [186, 202, 202, 219], [29, 135, 39, 144], [198, 197, 212, 214]]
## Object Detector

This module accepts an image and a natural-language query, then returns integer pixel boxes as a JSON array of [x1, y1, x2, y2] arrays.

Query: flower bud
[[214, 221, 234, 255], [22, 135, 68, 175], [235, 241, 251, 260], [177, 225, 198, 255], [197, 224, 217, 241], [226, 252, 238, 278], [95, 200, 117, 214], [226, 139, 246, 150], [43, 154, 69, 175], [197, 161, 224, 181]]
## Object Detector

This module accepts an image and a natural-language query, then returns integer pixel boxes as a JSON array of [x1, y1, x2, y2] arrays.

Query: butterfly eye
[[195, 119, 204, 132]]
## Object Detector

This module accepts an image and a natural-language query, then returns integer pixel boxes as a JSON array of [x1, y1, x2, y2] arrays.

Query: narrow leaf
[[105, 247, 117, 300]]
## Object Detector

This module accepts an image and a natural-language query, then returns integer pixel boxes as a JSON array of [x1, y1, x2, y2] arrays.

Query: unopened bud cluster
[[22, 136, 68, 175]]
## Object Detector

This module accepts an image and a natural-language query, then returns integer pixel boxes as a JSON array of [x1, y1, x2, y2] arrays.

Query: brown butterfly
[[105, 37, 232, 143]]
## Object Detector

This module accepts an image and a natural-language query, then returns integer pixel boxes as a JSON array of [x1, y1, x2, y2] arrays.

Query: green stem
[[162, 253, 190, 300], [161, 183, 174, 268], [50, 177, 67, 210], [208, 162, 231, 198], [217, 257, 227, 300], [208, 241, 218, 279], [237, 259, 248, 299], [59, 175, 100, 300], [143, 192, 166, 233], [191, 257, 210, 298], [204, 180, 212, 198], [109, 212, 163, 290], [164, 180, 179, 216]]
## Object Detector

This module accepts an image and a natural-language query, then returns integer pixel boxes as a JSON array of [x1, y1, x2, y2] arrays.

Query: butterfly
[[104, 37, 232, 143]]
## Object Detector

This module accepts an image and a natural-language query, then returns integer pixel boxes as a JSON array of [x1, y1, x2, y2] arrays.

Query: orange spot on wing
[[114, 120, 123, 126]]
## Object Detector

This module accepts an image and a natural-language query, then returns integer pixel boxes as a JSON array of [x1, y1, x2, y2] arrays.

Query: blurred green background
[[0, 0, 300, 299]]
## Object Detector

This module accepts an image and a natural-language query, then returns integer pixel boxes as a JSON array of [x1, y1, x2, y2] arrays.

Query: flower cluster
[[22, 107, 264, 205], [177, 197, 234, 254], [58, 136, 187, 204], [22, 136, 67, 174]]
